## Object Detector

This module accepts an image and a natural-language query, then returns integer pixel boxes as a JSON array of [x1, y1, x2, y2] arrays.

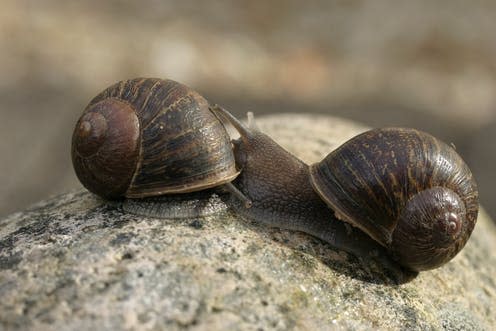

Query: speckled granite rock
[[0, 114, 495, 331]]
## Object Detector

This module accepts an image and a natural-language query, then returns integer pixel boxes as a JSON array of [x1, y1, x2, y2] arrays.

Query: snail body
[[212, 107, 478, 272], [212, 107, 410, 275], [71, 78, 247, 203]]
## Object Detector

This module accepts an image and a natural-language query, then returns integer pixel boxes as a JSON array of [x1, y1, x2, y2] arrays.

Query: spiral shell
[[72, 78, 239, 199], [310, 128, 478, 271]]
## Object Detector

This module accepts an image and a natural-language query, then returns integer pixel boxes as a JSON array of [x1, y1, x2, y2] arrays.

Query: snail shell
[[310, 128, 478, 271], [71, 78, 239, 199]]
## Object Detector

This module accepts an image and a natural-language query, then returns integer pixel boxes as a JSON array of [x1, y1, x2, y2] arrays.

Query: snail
[[210, 106, 478, 272], [72, 77, 479, 274], [71, 78, 251, 212]]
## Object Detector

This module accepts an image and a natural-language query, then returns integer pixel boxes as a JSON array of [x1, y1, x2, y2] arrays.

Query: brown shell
[[309, 127, 479, 271], [72, 78, 239, 199]]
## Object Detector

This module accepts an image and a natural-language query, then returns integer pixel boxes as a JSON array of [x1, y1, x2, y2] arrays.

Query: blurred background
[[0, 0, 495, 219]]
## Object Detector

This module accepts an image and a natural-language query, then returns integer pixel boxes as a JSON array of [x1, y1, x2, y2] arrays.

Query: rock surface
[[1, 114, 495, 331]]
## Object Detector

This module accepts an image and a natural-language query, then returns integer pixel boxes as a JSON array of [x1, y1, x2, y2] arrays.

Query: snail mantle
[[1, 114, 495, 331]]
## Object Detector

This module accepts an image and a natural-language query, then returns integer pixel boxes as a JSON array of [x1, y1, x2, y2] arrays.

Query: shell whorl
[[72, 98, 140, 199], [309, 127, 478, 271], [391, 186, 467, 270]]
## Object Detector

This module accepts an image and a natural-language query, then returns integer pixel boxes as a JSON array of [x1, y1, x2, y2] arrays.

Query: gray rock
[[1, 114, 495, 331]]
